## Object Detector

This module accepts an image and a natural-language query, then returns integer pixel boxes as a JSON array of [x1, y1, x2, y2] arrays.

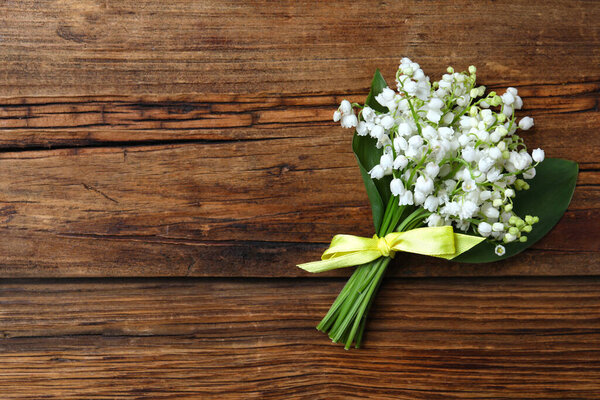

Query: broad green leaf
[[352, 69, 392, 232], [352, 134, 386, 232], [453, 158, 579, 263]]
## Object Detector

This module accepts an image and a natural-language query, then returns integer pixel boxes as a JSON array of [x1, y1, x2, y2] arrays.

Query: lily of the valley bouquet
[[298, 58, 578, 349]]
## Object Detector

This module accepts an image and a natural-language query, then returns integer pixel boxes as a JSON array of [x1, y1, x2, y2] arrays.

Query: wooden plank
[[0, 83, 598, 156], [0, 141, 596, 278], [0, 1, 598, 96], [0, 278, 599, 398]]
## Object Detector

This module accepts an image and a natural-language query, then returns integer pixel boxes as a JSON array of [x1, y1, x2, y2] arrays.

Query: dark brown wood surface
[[0, 1, 598, 398]]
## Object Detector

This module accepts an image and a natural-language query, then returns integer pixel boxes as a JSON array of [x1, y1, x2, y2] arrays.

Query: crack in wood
[[81, 183, 119, 204]]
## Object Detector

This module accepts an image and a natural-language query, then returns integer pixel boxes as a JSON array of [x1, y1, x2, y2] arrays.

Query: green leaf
[[365, 69, 390, 113], [454, 158, 579, 263], [353, 135, 386, 232], [352, 69, 392, 232]]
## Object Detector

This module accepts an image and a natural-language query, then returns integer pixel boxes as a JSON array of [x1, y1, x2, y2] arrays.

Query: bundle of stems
[[316, 196, 430, 349]]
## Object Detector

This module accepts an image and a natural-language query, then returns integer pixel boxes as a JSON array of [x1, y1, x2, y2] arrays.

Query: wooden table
[[0, 1, 599, 398]]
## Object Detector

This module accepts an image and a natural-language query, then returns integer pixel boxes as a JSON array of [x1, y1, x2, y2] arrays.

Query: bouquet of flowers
[[298, 58, 578, 349]]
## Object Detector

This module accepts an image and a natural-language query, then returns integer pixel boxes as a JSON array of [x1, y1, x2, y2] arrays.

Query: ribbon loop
[[297, 226, 485, 273]]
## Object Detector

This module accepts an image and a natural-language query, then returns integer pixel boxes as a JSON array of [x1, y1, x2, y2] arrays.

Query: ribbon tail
[[435, 233, 486, 260], [297, 251, 381, 273]]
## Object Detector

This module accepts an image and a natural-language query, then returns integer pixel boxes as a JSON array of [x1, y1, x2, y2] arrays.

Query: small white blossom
[[501, 92, 515, 105], [369, 165, 384, 180], [393, 137, 408, 153], [340, 100, 352, 115], [462, 146, 477, 162], [341, 114, 357, 128], [397, 122, 413, 137], [494, 244, 506, 256], [393, 155, 409, 170], [459, 200, 478, 219], [375, 87, 396, 108], [370, 124, 385, 140], [488, 147, 502, 160], [356, 121, 368, 136], [425, 162, 440, 178], [414, 190, 427, 205], [424, 195, 440, 212], [478, 157, 495, 173], [362, 107, 375, 122], [398, 190, 414, 206], [408, 135, 424, 148], [523, 168, 536, 179], [480, 190, 492, 201], [425, 98, 444, 123], [381, 115, 395, 129], [478, 222, 492, 237], [486, 168, 503, 182], [422, 125, 437, 140], [415, 175, 434, 195], [426, 213, 443, 227], [333, 110, 341, 122], [514, 96, 523, 110], [461, 179, 477, 192]]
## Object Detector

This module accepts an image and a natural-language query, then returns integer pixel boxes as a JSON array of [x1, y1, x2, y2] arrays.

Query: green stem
[[344, 257, 391, 349], [317, 190, 425, 348]]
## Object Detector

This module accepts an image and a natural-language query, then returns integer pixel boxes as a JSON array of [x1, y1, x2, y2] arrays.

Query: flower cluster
[[335, 58, 545, 248]]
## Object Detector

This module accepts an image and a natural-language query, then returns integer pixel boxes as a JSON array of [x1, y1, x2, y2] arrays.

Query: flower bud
[[532, 148, 545, 163], [504, 204, 513, 212], [515, 218, 525, 228], [518, 117, 534, 131], [468, 65, 477, 74], [490, 96, 502, 107], [519, 236, 528, 242], [522, 225, 532, 233]]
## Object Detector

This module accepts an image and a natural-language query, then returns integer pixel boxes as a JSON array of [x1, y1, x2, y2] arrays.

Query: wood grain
[[0, 1, 598, 96], [0, 82, 597, 154], [0, 278, 599, 399], [0, 140, 596, 278], [1, 0, 599, 397]]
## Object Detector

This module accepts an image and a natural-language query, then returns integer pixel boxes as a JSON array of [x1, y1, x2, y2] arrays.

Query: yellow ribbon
[[297, 226, 484, 273]]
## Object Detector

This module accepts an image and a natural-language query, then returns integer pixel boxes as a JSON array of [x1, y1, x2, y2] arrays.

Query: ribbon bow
[[297, 226, 484, 273]]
